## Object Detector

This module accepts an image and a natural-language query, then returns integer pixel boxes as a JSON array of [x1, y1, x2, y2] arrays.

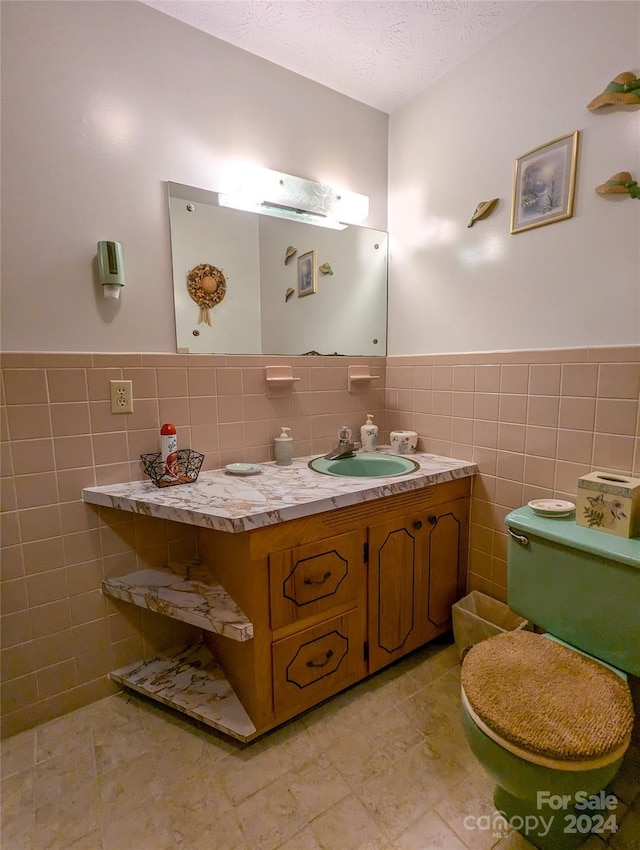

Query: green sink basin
[[308, 452, 420, 478]]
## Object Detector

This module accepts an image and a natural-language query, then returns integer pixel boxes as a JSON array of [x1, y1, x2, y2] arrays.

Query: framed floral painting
[[511, 131, 579, 234]]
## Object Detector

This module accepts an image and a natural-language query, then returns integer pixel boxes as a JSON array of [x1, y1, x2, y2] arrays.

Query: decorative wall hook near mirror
[[168, 178, 388, 356]]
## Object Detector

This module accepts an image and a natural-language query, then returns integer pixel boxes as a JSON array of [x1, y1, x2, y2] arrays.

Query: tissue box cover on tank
[[576, 471, 640, 538]]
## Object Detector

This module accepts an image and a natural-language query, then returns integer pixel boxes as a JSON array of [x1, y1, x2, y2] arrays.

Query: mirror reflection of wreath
[[187, 264, 227, 326]]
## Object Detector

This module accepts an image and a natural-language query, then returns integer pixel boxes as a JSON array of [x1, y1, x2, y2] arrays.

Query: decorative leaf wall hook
[[467, 198, 499, 228], [595, 172, 640, 198]]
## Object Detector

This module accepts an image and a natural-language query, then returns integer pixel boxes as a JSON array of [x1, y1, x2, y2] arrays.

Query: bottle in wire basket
[[160, 423, 179, 477]]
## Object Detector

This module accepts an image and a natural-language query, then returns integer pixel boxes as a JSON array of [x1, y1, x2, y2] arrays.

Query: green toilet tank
[[505, 506, 640, 676]]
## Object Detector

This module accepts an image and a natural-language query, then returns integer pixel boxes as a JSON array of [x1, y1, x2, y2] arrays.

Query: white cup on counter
[[389, 430, 418, 454]]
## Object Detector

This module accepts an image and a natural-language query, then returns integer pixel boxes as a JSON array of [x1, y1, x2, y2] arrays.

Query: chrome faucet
[[324, 426, 358, 460]]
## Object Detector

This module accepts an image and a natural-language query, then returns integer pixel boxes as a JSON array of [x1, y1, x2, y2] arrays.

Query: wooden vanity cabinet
[[101, 476, 470, 741], [197, 477, 469, 736]]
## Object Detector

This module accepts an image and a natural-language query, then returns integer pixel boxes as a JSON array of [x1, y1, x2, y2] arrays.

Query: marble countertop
[[82, 451, 477, 533]]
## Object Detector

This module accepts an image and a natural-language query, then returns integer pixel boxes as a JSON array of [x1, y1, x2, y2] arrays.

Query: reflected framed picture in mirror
[[298, 250, 317, 297]]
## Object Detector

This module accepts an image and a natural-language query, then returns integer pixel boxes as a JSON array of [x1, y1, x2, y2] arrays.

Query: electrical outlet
[[110, 380, 133, 413]]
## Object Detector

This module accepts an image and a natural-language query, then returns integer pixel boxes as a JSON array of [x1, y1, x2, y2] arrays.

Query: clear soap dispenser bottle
[[360, 414, 378, 452], [275, 426, 293, 466]]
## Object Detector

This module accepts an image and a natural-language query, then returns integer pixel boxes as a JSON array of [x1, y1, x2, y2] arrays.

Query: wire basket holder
[[140, 449, 204, 488]]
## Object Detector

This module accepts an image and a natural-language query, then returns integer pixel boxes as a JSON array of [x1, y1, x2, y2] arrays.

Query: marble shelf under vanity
[[101, 561, 253, 641], [82, 451, 477, 533], [110, 642, 258, 742]]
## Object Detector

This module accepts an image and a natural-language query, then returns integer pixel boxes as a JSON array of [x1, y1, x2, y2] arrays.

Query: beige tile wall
[[385, 346, 640, 603], [2, 347, 638, 737], [0, 353, 386, 737]]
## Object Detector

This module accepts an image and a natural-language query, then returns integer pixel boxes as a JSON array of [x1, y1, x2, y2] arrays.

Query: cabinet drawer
[[269, 530, 364, 631], [272, 610, 366, 720]]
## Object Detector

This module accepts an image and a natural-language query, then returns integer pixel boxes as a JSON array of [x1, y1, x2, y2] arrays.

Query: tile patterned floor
[[2, 638, 639, 850]]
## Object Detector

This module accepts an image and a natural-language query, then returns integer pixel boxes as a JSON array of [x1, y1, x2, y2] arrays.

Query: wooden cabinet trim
[[249, 478, 470, 558]]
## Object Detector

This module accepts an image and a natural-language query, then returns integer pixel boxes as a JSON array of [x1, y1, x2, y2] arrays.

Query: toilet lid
[[461, 630, 634, 765]]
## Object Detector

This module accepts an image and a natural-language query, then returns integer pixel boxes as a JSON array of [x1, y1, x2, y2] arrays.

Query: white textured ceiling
[[141, 0, 539, 113]]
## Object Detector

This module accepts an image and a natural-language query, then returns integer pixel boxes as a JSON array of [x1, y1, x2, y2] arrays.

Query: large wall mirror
[[168, 182, 388, 356]]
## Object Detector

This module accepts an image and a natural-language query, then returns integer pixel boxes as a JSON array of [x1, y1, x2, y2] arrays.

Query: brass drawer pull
[[304, 570, 332, 586], [306, 649, 334, 668]]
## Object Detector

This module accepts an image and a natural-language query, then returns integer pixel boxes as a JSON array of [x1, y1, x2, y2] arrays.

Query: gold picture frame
[[511, 131, 579, 234], [297, 250, 317, 297]]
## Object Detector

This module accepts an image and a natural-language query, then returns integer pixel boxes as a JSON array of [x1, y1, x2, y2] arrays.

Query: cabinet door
[[368, 515, 427, 673], [423, 499, 469, 638], [269, 529, 365, 632], [368, 499, 469, 674]]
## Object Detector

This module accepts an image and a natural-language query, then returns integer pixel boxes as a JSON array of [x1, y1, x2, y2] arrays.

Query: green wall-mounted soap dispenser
[[97, 241, 125, 299]]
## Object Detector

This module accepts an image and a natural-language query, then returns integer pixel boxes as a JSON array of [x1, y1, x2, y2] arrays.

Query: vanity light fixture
[[217, 166, 369, 230], [219, 194, 347, 229]]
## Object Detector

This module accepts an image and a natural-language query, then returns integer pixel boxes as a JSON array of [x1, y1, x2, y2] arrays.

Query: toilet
[[460, 504, 639, 850]]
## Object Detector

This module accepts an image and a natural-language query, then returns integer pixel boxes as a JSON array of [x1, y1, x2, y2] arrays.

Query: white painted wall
[[0, 0, 388, 353], [3, 1, 638, 358], [388, 1, 640, 355]]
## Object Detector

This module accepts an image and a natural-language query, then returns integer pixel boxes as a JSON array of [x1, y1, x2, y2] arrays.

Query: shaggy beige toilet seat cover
[[461, 630, 634, 763]]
